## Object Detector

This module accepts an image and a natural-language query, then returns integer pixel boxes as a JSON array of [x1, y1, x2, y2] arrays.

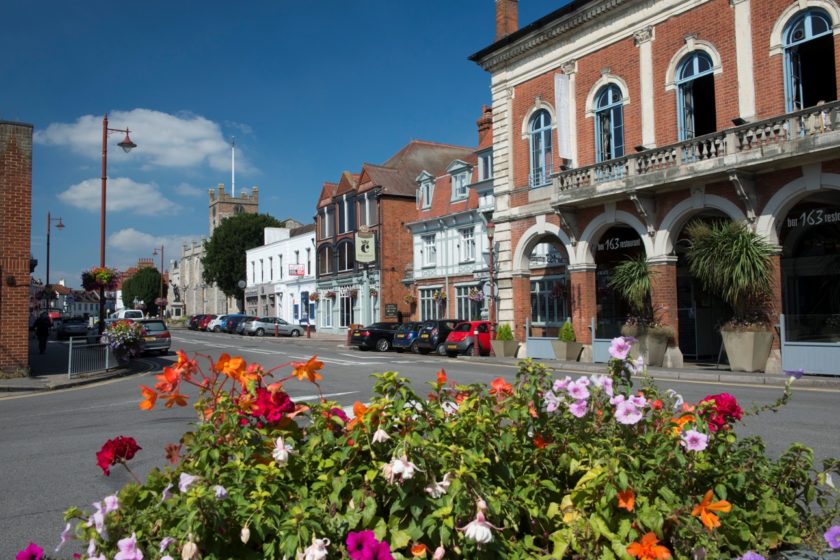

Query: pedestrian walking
[[33, 311, 51, 354]]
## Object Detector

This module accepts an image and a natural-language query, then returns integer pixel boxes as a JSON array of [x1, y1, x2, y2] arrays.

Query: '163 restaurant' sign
[[784, 207, 840, 229]]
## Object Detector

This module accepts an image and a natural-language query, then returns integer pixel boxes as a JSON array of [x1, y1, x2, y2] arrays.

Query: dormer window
[[416, 171, 435, 209], [446, 160, 472, 201]]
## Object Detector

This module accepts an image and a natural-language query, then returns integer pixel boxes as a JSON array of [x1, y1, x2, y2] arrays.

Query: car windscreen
[[453, 323, 472, 332], [140, 321, 167, 333]]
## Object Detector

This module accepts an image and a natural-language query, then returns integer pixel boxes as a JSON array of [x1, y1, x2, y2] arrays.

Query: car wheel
[[436, 342, 447, 356], [256, 328, 265, 337], [463, 345, 473, 356], [410, 341, 420, 354], [213, 326, 220, 333], [290, 329, 301, 337], [376, 338, 391, 352]]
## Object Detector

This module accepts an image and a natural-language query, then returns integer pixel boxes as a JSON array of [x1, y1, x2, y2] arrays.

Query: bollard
[[473, 329, 480, 357], [275, 322, 279, 337], [306, 322, 311, 338]]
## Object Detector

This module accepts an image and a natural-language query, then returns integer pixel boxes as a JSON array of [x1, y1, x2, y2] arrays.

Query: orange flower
[[691, 490, 732, 530], [627, 532, 671, 559], [533, 434, 547, 449], [215, 353, 247, 381], [174, 349, 197, 379], [163, 391, 188, 408], [411, 543, 429, 558], [291, 356, 324, 383], [155, 367, 180, 393], [139, 385, 157, 410], [617, 488, 635, 511], [454, 391, 469, 404], [436, 368, 447, 385], [670, 414, 695, 435], [528, 401, 538, 417], [489, 377, 512, 396], [347, 401, 368, 430]]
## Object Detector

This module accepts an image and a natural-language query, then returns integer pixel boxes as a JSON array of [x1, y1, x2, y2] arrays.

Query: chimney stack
[[477, 105, 494, 149], [496, 0, 518, 40]]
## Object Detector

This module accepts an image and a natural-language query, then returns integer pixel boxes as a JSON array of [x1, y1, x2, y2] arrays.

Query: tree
[[122, 268, 164, 316], [202, 213, 285, 300]]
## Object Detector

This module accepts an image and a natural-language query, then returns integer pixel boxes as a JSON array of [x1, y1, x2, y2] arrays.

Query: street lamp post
[[99, 114, 137, 333], [45, 212, 64, 311], [153, 244, 165, 317], [487, 221, 496, 343]]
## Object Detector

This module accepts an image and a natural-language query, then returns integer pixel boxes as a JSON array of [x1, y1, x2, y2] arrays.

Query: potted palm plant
[[490, 323, 519, 358], [685, 220, 774, 373], [608, 255, 674, 367], [551, 319, 583, 361]]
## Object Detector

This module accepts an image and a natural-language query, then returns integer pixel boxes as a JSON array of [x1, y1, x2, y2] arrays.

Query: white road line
[[293, 391, 358, 402]]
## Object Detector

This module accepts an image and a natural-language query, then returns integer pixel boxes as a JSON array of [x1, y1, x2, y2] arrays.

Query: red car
[[198, 314, 217, 331], [444, 321, 494, 357]]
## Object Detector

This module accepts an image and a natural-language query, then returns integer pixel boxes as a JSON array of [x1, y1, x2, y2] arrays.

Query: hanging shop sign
[[356, 227, 376, 263], [289, 264, 305, 276]]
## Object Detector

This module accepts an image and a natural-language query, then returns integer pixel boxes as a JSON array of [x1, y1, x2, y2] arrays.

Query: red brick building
[[0, 121, 34, 375], [471, 0, 840, 373]]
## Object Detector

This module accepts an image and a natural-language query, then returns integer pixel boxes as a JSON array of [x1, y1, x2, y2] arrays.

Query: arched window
[[318, 246, 332, 275], [528, 109, 553, 187], [594, 84, 625, 162], [676, 51, 717, 140], [337, 241, 355, 272], [784, 8, 836, 111]]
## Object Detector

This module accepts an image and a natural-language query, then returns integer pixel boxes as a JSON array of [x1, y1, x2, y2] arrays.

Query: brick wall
[[379, 196, 416, 322], [0, 121, 33, 375]]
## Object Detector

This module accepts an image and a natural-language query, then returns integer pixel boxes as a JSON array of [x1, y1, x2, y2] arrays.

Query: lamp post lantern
[[99, 114, 137, 333], [153, 245, 165, 317], [45, 212, 64, 310]]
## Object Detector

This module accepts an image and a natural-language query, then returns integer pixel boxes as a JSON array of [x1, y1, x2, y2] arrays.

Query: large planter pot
[[491, 340, 519, 358], [722, 329, 774, 373], [622, 326, 672, 367], [551, 340, 583, 362]]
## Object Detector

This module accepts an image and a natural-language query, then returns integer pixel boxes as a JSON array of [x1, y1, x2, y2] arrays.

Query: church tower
[[208, 183, 259, 234]]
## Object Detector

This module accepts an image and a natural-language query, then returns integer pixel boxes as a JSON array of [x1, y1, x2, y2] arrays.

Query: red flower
[[96, 436, 141, 476], [700, 393, 743, 432], [249, 387, 295, 423]]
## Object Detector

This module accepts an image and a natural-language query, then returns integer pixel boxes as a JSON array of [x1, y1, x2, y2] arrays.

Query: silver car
[[243, 317, 303, 337]]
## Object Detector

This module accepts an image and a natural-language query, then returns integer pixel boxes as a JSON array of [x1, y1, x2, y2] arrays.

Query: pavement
[[2, 328, 838, 393]]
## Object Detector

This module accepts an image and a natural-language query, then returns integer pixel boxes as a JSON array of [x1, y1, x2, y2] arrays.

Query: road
[[1, 329, 838, 558]]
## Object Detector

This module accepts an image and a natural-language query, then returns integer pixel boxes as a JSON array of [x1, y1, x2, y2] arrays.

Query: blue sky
[[4, 0, 563, 288]]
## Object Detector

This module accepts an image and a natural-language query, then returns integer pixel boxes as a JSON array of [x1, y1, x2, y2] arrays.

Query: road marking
[[293, 391, 358, 402]]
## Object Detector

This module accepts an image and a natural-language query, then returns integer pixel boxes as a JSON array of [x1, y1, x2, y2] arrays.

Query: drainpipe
[[439, 219, 449, 317]]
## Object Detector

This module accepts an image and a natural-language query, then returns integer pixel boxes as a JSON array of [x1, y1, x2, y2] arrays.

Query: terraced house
[[471, 0, 840, 373]]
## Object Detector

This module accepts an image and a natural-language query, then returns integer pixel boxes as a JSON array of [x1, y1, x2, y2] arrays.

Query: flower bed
[[27, 340, 839, 559]]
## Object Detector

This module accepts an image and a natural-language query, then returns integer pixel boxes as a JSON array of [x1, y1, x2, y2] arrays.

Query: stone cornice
[[473, 0, 628, 71]]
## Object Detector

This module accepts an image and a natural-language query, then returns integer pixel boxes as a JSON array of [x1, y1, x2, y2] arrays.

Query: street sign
[[384, 303, 398, 318], [356, 231, 376, 263]]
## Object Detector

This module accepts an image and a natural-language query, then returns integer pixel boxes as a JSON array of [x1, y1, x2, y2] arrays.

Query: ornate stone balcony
[[551, 101, 840, 209]]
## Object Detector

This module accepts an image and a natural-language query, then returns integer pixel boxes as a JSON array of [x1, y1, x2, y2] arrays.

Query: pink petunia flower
[[159, 537, 175, 553], [568, 399, 588, 418], [103, 494, 120, 514], [114, 532, 143, 560], [609, 337, 632, 360], [681, 429, 709, 452], [614, 401, 643, 425], [591, 375, 614, 397], [566, 380, 590, 401], [553, 376, 572, 392], [544, 391, 560, 413], [16, 542, 43, 560], [178, 472, 198, 493]]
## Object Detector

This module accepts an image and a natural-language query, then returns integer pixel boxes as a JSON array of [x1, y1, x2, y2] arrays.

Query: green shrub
[[44, 347, 838, 560], [558, 320, 576, 342], [495, 323, 514, 341]]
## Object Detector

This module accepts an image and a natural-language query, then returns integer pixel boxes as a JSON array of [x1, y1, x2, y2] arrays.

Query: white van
[[110, 309, 144, 320]]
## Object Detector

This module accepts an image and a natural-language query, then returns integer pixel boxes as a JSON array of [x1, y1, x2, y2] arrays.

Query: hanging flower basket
[[81, 266, 120, 292], [348, 288, 358, 299], [468, 288, 485, 302], [324, 290, 336, 299], [102, 320, 145, 363], [369, 288, 378, 298], [432, 290, 447, 302], [403, 293, 416, 305], [309, 292, 320, 302]]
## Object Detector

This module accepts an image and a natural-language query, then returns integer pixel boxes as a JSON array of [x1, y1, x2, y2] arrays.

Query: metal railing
[[529, 162, 553, 188], [67, 337, 116, 378], [554, 101, 840, 193]]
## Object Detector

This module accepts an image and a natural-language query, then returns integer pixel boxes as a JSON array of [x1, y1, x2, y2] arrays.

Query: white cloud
[[57, 177, 181, 215], [35, 108, 256, 173], [109, 228, 197, 254], [174, 182, 205, 197]]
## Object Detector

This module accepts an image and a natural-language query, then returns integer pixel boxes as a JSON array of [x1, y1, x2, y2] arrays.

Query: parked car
[[207, 314, 236, 333], [350, 322, 402, 352], [224, 315, 253, 334], [243, 317, 304, 337], [415, 319, 460, 355], [235, 315, 257, 335], [444, 320, 494, 357], [110, 309, 144, 320], [136, 318, 171, 355], [56, 317, 91, 340], [188, 314, 207, 330], [391, 322, 425, 353], [197, 314, 217, 331]]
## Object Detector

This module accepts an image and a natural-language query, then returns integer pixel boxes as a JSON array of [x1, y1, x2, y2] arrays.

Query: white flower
[[372, 428, 391, 443], [383, 455, 421, 484], [272, 436, 294, 466], [424, 473, 452, 498], [666, 389, 684, 410], [432, 546, 446, 560], [240, 526, 251, 544], [458, 498, 502, 544], [297, 537, 331, 560], [213, 485, 228, 500], [181, 535, 199, 560], [827, 473, 836, 489], [55, 522, 72, 552], [179, 473, 199, 493]]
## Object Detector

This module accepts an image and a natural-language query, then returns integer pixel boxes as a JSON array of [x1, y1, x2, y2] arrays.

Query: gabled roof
[[316, 182, 338, 209], [335, 171, 359, 197], [363, 140, 474, 197]]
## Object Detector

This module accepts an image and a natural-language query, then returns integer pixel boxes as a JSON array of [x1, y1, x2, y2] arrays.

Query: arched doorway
[[780, 194, 840, 341], [594, 226, 644, 338], [527, 237, 570, 337], [674, 213, 730, 361]]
